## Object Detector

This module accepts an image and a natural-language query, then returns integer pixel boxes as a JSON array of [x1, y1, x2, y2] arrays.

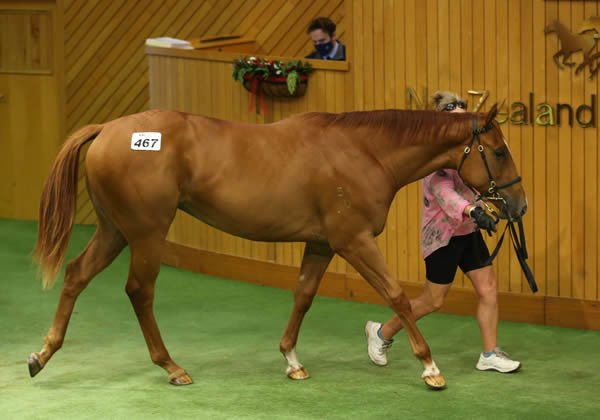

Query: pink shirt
[[420, 169, 481, 259]]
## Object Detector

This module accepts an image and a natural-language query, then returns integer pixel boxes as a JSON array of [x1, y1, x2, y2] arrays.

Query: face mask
[[315, 41, 334, 57]]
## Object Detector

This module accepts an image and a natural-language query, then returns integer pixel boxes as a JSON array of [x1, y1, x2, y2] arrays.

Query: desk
[[147, 45, 349, 123]]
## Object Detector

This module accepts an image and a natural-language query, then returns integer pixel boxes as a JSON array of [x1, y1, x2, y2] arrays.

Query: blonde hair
[[430, 91, 466, 112]]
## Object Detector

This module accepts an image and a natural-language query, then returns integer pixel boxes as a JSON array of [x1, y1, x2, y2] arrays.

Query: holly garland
[[232, 56, 313, 94]]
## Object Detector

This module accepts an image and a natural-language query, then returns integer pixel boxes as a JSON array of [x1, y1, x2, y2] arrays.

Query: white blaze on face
[[503, 137, 511, 153]]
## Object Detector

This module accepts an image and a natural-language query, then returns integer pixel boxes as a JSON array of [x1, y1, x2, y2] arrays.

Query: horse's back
[[83, 110, 333, 241], [178, 113, 336, 240]]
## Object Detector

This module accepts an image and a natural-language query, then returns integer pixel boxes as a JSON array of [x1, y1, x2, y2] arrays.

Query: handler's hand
[[469, 207, 497, 236]]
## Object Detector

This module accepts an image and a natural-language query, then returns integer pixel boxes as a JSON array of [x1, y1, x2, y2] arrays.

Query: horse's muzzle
[[520, 203, 528, 217], [504, 199, 527, 221]]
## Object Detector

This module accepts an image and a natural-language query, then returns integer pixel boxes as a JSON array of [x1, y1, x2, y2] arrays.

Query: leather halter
[[457, 116, 522, 206], [457, 116, 537, 293]]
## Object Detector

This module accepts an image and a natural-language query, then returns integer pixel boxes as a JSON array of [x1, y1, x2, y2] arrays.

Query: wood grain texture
[[148, 0, 600, 309], [0, 9, 53, 73], [4, 1, 600, 310], [0, 0, 65, 220]]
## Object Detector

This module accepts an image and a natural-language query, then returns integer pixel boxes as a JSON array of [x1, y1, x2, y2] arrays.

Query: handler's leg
[[467, 266, 498, 353], [379, 281, 452, 339], [468, 266, 520, 373], [280, 242, 334, 379], [366, 280, 451, 366], [338, 232, 445, 389]]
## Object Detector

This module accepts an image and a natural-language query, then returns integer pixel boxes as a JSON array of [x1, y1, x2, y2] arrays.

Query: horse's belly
[[180, 146, 329, 242], [178, 199, 326, 243]]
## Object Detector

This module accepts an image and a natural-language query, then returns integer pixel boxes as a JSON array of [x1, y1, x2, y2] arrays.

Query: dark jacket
[[305, 41, 346, 61]]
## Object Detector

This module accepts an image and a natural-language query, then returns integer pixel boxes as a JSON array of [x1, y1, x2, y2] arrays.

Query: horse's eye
[[494, 149, 506, 159]]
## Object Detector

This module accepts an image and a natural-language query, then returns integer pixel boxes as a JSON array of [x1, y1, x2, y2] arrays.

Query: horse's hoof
[[423, 374, 446, 390], [28, 353, 43, 377], [287, 366, 310, 380], [168, 369, 193, 386]]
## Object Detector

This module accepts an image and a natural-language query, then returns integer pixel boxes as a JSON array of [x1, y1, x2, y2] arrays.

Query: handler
[[365, 91, 521, 373]]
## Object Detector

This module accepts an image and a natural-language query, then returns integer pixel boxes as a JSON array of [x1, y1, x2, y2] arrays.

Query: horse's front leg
[[553, 51, 565, 69], [280, 242, 334, 380], [336, 232, 446, 389]]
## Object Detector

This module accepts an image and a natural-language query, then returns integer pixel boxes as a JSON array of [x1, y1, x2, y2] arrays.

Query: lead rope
[[483, 217, 537, 293], [509, 219, 537, 292]]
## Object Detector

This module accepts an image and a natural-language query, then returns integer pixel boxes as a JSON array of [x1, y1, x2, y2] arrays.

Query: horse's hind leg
[[28, 219, 126, 377], [280, 242, 334, 380], [125, 236, 192, 385], [563, 56, 577, 67], [335, 232, 445, 389]]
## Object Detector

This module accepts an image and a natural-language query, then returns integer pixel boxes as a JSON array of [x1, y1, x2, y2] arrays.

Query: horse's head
[[544, 20, 558, 34], [455, 103, 527, 220]]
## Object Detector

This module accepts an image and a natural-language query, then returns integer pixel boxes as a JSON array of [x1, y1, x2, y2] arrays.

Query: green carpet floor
[[1, 218, 599, 419]]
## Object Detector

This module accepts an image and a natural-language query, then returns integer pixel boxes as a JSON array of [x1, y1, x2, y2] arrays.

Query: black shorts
[[424, 231, 491, 285]]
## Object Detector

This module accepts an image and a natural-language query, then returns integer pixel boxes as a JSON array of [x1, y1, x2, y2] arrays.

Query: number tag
[[131, 132, 161, 151]]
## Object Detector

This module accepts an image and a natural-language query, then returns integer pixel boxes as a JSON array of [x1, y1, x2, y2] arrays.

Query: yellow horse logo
[[545, 17, 600, 79]]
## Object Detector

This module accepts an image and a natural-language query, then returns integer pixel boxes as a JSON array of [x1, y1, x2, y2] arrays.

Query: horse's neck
[[376, 126, 465, 191], [556, 23, 575, 40]]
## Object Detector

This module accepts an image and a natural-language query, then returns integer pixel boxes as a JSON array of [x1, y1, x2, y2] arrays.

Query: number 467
[[134, 138, 158, 148]]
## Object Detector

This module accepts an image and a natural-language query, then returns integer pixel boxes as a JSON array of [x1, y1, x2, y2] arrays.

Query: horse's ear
[[485, 100, 504, 126]]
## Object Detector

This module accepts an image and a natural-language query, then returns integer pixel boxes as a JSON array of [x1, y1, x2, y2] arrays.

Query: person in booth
[[305, 17, 346, 61], [364, 91, 522, 374]]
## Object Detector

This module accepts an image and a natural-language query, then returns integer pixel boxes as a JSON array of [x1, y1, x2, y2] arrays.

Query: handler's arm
[[427, 171, 472, 226]]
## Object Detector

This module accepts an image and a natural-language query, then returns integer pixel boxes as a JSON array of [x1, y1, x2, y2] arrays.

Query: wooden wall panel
[[583, 0, 599, 302], [147, 0, 600, 307], [532, 0, 547, 297], [2, 0, 594, 308], [0, 9, 53, 73], [0, 0, 65, 221]]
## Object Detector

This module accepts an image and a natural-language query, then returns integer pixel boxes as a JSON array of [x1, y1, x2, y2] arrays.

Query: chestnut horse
[[29, 104, 526, 389]]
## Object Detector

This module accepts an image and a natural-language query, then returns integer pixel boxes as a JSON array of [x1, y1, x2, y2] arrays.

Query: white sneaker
[[365, 321, 393, 366], [476, 347, 521, 373]]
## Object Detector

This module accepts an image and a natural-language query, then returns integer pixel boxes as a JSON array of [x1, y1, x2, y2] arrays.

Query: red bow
[[247, 77, 268, 115]]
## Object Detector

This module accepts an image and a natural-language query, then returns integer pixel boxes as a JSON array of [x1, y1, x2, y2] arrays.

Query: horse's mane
[[296, 109, 474, 146]]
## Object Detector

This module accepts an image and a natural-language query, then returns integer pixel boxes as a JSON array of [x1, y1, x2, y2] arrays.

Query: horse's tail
[[34, 124, 104, 289]]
